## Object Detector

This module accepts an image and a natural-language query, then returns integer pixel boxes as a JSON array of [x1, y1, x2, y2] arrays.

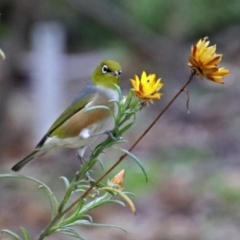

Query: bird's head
[[91, 60, 122, 90]]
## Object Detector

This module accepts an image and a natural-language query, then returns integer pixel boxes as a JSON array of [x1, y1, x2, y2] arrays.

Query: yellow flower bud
[[108, 169, 125, 190]]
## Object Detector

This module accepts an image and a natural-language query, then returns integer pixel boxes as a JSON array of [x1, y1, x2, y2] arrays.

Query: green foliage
[[207, 175, 240, 206], [125, 0, 240, 38], [125, 0, 174, 32]]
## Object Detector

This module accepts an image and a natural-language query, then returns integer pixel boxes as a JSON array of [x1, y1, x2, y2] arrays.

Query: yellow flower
[[188, 37, 229, 84], [108, 170, 125, 190], [130, 71, 163, 104]]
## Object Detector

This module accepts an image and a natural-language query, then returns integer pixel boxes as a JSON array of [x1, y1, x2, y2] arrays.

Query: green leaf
[[116, 148, 148, 182], [73, 199, 84, 216], [38, 185, 58, 217], [121, 91, 133, 112], [100, 139, 125, 150], [118, 111, 136, 126], [113, 84, 123, 100], [77, 159, 97, 178], [95, 158, 104, 170], [113, 100, 122, 114], [80, 214, 92, 222], [64, 219, 90, 227], [90, 135, 125, 160], [68, 214, 93, 223], [60, 176, 70, 190], [1, 229, 22, 240], [85, 105, 116, 122], [57, 228, 84, 240], [82, 199, 125, 212], [20, 227, 30, 240], [123, 191, 136, 197], [130, 98, 140, 108], [0, 174, 58, 217], [80, 222, 127, 233], [118, 121, 135, 135]]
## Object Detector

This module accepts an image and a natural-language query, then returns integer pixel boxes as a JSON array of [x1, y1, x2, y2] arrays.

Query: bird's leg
[[76, 147, 86, 165], [90, 130, 117, 140], [79, 128, 117, 141], [76, 147, 94, 183]]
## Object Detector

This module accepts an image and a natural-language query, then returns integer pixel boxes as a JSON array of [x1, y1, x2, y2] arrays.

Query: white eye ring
[[102, 65, 108, 74]]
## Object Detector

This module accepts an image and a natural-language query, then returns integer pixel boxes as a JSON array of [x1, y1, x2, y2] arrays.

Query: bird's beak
[[111, 71, 120, 76]]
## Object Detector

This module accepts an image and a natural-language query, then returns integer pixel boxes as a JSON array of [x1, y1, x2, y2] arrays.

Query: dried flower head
[[188, 37, 229, 84], [130, 71, 163, 104], [108, 170, 125, 190]]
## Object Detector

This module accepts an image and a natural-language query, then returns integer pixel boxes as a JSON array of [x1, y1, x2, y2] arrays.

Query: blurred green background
[[0, 0, 240, 239]]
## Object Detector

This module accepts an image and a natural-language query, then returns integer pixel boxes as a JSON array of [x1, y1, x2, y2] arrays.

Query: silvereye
[[12, 60, 122, 171]]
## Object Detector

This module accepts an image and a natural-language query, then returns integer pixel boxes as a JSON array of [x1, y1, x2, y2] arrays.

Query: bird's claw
[[90, 130, 119, 141], [85, 172, 95, 184], [104, 130, 118, 140]]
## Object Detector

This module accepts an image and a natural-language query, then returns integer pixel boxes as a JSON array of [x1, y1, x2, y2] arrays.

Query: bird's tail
[[12, 149, 42, 172]]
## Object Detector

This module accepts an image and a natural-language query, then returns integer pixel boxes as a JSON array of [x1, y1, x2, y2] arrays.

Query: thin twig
[[183, 88, 190, 114]]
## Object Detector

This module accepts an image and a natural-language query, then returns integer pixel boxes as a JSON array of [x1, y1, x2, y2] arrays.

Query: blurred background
[[0, 0, 240, 239]]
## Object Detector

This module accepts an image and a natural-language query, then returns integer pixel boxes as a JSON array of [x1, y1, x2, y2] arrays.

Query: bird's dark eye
[[118, 70, 122, 75], [102, 65, 108, 74]]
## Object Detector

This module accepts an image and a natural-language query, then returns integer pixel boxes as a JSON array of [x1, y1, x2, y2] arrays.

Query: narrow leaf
[[57, 228, 84, 240], [118, 121, 134, 135], [73, 199, 84, 216], [85, 105, 116, 122], [1, 229, 22, 240], [81, 222, 127, 233], [99, 187, 136, 213], [117, 191, 136, 214], [116, 148, 148, 182], [130, 99, 140, 109], [0, 174, 58, 216], [20, 227, 30, 240], [113, 83, 123, 100], [83, 199, 125, 212], [60, 176, 70, 190], [121, 91, 133, 112], [95, 158, 104, 170], [62, 219, 91, 227], [77, 159, 97, 178]]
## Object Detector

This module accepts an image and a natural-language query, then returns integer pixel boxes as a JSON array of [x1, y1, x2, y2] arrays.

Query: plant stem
[[37, 71, 196, 240]]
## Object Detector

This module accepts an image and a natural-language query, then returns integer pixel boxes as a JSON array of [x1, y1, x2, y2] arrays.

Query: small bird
[[12, 60, 122, 171]]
